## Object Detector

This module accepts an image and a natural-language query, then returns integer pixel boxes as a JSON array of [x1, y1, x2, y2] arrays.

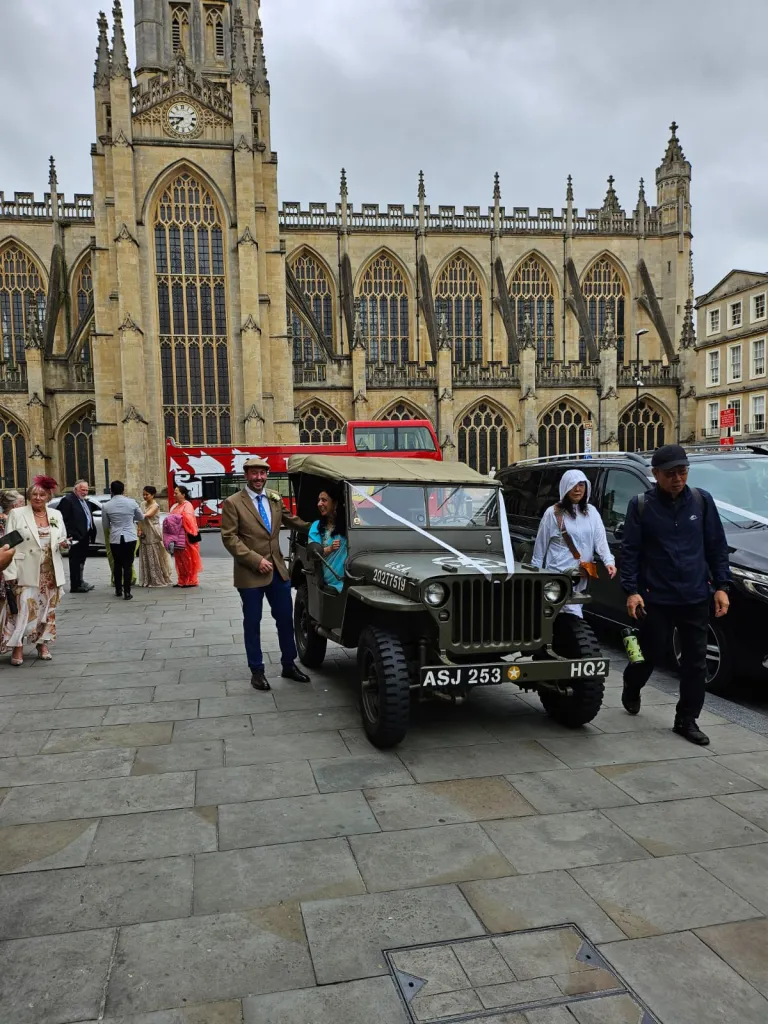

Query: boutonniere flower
[[268, 491, 282, 503]]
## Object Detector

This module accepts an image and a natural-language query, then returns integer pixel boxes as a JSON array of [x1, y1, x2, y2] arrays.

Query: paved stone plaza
[[1, 554, 768, 1023]]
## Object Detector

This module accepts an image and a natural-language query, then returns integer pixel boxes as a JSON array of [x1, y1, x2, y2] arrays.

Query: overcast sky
[[1, 0, 766, 292]]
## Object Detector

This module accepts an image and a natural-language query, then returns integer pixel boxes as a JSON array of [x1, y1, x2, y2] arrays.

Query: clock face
[[166, 102, 200, 137]]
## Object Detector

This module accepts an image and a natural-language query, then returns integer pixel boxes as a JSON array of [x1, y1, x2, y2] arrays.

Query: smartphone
[[1, 530, 23, 549]]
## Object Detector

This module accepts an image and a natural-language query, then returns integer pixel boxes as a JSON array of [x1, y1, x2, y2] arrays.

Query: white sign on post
[[583, 422, 593, 459]]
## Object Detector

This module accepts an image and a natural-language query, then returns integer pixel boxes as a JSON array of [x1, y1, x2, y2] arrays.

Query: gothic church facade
[[0, 0, 698, 494]]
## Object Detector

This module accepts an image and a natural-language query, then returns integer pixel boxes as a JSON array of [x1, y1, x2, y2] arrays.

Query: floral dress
[[138, 500, 173, 587], [1, 526, 62, 649]]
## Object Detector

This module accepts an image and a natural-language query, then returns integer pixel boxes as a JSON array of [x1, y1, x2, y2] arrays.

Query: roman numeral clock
[[165, 101, 203, 139]]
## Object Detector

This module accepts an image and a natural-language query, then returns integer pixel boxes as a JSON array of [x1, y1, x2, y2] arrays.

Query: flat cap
[[242, 457, 270, 470]]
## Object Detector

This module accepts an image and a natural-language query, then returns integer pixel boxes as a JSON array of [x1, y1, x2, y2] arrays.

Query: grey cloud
[[1, 0, 766, 289]]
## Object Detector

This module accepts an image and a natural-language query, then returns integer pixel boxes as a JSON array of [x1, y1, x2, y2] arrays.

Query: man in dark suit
[[59, 480, 99, 593], [220, 457, 311, 691]]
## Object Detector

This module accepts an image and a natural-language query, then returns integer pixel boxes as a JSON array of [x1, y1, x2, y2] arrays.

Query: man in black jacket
[[59, 480, 99, 593], [620, 444, 731, 745]]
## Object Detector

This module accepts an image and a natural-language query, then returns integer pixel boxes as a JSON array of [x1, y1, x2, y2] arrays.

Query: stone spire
[[252, 2, 269, 93], [660, 121, 686, 168], [637, 177, 646, 204], [94, 10, 111, 87], [566, 174, 574, 203], [340, 167, 348, 200], [600, 175, 622, 217], [232, 5, 250, 84], [493, 171, 501, 203], [48, 156, 59, 223], [417, 169, 426, 201], [110, 1, 130, 80]]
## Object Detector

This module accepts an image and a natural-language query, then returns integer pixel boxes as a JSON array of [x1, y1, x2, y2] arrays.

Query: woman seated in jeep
[[308, 485, 348, 593]]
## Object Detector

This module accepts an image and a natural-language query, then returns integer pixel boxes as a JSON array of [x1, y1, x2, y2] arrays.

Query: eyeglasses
[[661, 466, 689, 479]]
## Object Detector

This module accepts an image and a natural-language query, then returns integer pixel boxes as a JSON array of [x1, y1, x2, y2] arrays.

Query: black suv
[[497, 446, 768, 692]]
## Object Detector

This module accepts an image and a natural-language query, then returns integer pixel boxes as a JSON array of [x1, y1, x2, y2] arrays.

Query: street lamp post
[[634, 328, 649, 452]]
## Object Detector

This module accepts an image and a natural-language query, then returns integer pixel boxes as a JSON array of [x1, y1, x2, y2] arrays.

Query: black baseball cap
[[651, 444, 689, 471]]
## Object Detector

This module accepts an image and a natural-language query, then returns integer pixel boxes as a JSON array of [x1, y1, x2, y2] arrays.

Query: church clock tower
[[91, 0, 293, 496]]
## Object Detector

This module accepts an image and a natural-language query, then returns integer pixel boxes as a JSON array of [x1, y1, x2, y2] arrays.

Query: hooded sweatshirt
[[531, 469, 614, 617]]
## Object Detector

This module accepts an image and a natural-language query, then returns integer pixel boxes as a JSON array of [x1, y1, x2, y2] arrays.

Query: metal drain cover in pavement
[[386, 924, 660, 1023]]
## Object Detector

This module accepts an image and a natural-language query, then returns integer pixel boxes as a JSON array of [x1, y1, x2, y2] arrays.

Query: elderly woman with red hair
[[1, 475, 70, 665]]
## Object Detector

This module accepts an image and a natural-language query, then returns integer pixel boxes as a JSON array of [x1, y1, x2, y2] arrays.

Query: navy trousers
[[239, 577, 297, 673]]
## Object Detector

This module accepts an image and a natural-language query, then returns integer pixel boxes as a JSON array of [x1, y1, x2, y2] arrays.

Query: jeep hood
[[347, 550, 543, 583]]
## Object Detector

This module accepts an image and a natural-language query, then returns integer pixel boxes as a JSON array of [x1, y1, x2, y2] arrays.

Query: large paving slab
[[0, 747, 135, 786], [0, 819, 98, 874], [596, 757, 760, 803], [301, 884, 485, 983], [243, 977, 409, 1024], [106, 908, 315, 1015], [89, 807, 218, 862], [600, 930, 768, 1024], [691, 843, 768, 914], [506, 768, 635, 813], [41, 722, 173, 753], [224, 730, 350, 765], [365, 776, 536, 829], [195, 761, 317, 804], [695, 918, 768, 998], [571, 854, 762, 937], [714, 749, 768, 787], [538, 730, 715, 768], [0, 927, 117, 1024], [398, 742, 567, 782], [218, 790, 379, 848]]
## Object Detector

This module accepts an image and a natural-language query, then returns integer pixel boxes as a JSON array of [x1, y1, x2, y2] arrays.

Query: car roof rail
[[638, 444, 768, 457], [505, 452, 649, 469]]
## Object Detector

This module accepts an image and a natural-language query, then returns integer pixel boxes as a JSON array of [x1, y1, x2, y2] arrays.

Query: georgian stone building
[[0, 0, 698, 495]]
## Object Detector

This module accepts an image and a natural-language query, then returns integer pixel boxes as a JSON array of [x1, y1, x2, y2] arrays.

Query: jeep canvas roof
[[286, 454, 497, 486]]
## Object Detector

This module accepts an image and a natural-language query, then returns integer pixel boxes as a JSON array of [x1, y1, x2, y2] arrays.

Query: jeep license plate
[[420, 665, 503, 689], [569, 659, 608, 677]]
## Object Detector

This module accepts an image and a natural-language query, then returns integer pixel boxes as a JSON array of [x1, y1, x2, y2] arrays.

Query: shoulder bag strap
[[554, 506, 582, 561]]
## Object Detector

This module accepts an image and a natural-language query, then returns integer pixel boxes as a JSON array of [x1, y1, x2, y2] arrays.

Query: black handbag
[[186, 532, 201, 545]]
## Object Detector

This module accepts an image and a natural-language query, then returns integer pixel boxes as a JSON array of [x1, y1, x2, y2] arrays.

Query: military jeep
[[288, 454, 608, 748]]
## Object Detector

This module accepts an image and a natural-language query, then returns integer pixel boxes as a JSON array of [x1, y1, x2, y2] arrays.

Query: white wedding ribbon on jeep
[[348, 485, 515, 579]]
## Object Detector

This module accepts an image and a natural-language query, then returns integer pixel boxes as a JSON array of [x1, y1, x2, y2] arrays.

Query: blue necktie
[[256, 494, 270, 531]]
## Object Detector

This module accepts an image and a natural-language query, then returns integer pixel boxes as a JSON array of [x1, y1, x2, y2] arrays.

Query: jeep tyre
[[357, 626, 410, 748], [294, 583, 327, 668], [538, 613, 605, 727]]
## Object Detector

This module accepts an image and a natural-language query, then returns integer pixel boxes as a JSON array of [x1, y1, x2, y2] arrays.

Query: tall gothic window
[[171, 6, 189, 52], [154, 171, 231, 446], [0, 244, 46, 364], [539, 400, 586, 457], [582, 257, 626, 361], [358, 252, 409, 366], [0, 414, 27, 490], [206, 8, 225, 59], [380, 401, 420, 421], [510, 255, 556, 363], [435, 254, 483, 365], [73, 255, 93, 328], [619, 398, 666, 453], [457, 401, 510, 475], [62, 406, 95, 488], [298, 403, 343, 444], [289, 250, 334, 366]]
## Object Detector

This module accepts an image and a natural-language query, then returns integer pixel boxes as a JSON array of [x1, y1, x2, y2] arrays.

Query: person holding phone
[[1, 476, 70, 665], [620, 445, 731, 746]]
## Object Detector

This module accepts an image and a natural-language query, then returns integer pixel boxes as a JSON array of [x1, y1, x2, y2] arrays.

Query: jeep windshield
[[688, 458, 768, 527], [349, 483, 499, 529]]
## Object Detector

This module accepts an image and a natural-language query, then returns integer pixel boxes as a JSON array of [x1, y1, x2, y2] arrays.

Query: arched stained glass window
[[289, 250, 334, 369], [457, 401, 510, 475], [298, 403, 343, 444], [73, 255, 93, 328], [380, 402, 420, 421], [510, 255, 556, 363], [357, 253, 409, 366], [62, 406, 95, 488], [582, 257, 626, 361], [538, 400, 586, 457], [154, 172, 231, 446], [435, 254, 483, 365], [0, 414, 27, 489], [0, 244, 46, 364], [619, 399, 667, 453]]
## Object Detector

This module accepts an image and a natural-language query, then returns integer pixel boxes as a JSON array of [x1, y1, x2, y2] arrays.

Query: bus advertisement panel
[[166, 420, 441, 527]]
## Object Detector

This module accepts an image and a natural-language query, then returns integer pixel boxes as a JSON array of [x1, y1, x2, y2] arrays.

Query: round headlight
[[543, 579, 566, 604], [424, 582, 448, 607]]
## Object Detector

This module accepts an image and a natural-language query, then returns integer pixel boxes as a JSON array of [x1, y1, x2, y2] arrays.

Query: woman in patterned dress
[[138, 485, 173, 587], [1, 476, 70, 665], [169, 485, 203, 587]]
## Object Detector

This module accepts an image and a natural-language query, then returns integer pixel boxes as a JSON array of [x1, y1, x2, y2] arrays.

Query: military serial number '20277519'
[[372, 568, 407, 592]]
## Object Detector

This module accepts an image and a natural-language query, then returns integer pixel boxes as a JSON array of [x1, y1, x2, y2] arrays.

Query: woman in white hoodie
[[531, 468, 616, 618]]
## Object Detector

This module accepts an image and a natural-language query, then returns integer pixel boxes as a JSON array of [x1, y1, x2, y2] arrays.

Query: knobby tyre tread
[[294, 583, 327, 668], [357, 625, 410, 748], [539, 614, 605, 727]]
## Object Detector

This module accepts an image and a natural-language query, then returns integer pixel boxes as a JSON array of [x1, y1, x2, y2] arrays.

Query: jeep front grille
[[450, 577, 544, 649]]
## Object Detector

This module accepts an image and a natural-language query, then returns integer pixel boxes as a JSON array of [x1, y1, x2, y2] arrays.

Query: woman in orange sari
[[170, 485, 203, 587]]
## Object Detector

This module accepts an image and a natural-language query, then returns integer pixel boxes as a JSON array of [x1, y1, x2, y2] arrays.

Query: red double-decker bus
[[166, 419, 441, 527]]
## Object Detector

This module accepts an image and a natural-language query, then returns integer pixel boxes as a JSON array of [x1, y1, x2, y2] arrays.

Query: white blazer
[[3, 505, 68, 589]]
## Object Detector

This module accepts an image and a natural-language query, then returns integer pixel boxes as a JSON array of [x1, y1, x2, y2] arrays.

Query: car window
[[688, 458, 768, 526], [535, 469, 562, 517], [502, 469, 541, 519], [603, 470, 646, 530], [349, 484, 427, 528]]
